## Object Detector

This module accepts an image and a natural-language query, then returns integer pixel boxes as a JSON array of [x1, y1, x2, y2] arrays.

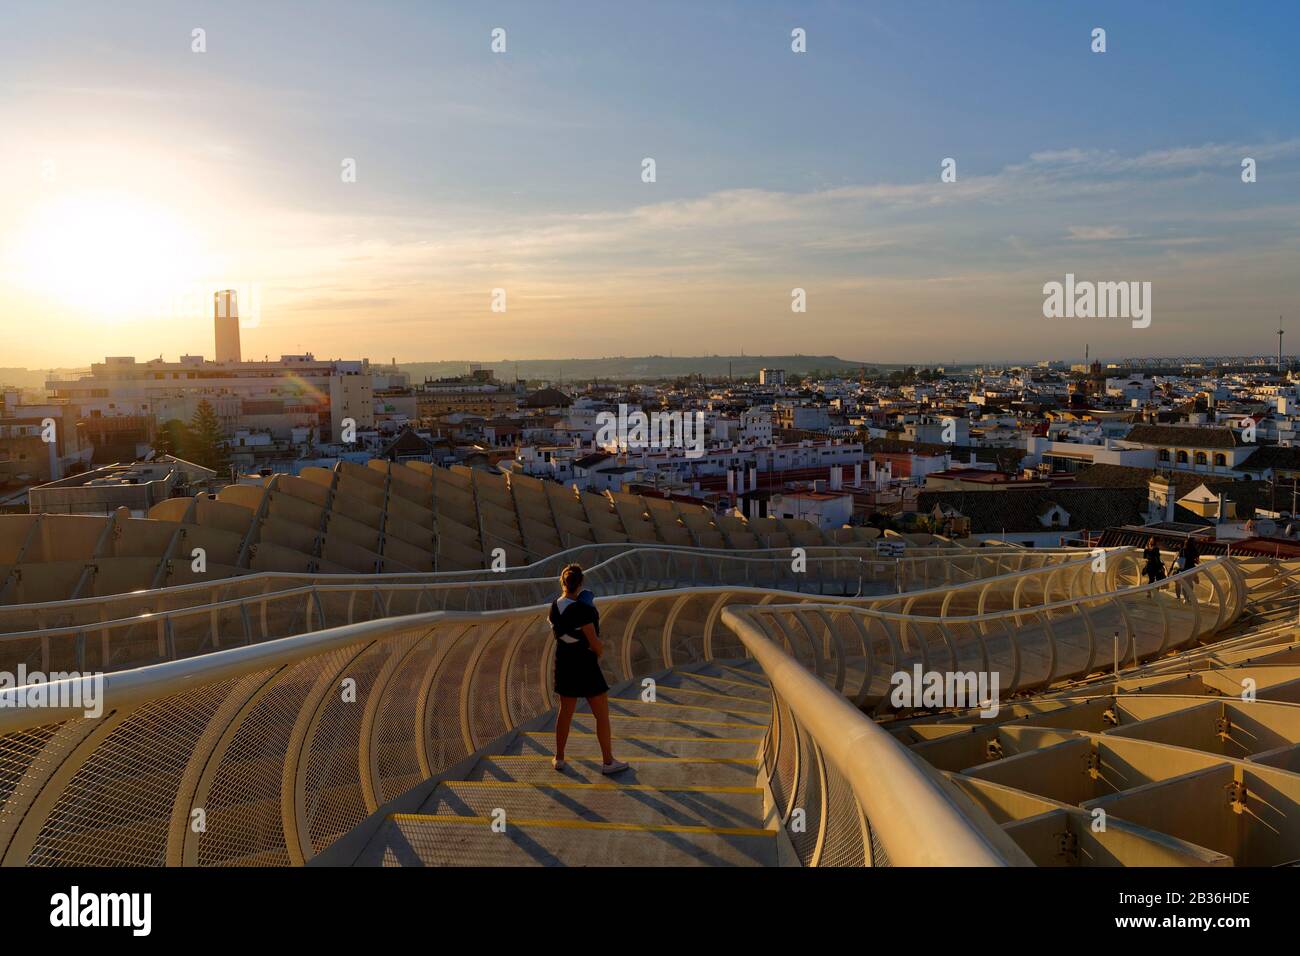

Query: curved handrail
[[0, 548, 1132, 676], [721, 557, 1247, 704], [724, 605, 1030, 866], [0, 553, 1244, 867], [0, 538, 1093, 630]]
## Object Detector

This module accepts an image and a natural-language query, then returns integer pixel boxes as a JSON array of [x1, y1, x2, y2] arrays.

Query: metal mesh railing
[[0, 546, 1120, 676], [723, 557, 1248, 867], [723, 557, 1245, 706], [730, 611, 1031, 866], [0, 548, 1245, 867], [0, 541, 1094, 636]]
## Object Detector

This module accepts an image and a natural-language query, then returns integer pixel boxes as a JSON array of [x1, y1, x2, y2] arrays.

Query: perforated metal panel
[[786, 727, 822, 866], [817, 758, 866, 868], [0, 546, 1257, 868], [26, 678, 243, 866]]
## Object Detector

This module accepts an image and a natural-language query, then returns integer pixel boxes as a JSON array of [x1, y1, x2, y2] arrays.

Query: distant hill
[[399, 355, 874, 383], [0, 368, 87, 390]]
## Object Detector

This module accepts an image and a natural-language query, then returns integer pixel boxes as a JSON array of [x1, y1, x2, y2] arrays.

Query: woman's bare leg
[[555, 695, 578, 761], [587, 692, 615, 764]]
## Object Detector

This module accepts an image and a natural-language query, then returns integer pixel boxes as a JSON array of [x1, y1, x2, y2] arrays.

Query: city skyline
[[1, 0, 1296, 368]]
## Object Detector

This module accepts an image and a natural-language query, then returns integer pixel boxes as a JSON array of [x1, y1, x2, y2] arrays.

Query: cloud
[[1067, 226, 1136, 241]]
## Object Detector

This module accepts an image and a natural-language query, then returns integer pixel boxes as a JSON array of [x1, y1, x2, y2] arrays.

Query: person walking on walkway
[[548, 564, 629, 775], [1142, 537, 1166, 593], [1176, 536, 1201, 603]]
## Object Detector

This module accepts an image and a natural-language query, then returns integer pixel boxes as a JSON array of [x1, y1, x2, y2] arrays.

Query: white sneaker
[[600, 759, 629, 775], [551, 757, 565, 771]]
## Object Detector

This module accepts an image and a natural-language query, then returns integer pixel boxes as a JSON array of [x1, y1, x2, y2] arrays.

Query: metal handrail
[[0, 554, 1243, 866], [724, 605, 1030, 866], [0, 539, 1094, 626], [722, 557, 1247, 703], [0, 549, 1129, 676]]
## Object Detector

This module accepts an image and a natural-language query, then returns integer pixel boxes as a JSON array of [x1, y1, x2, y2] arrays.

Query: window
[[1214, 453, 1226, 467], [1158, 449, 1170, 462], [1195, 452, 1207, 466], [1176, 450, 1189, 464]]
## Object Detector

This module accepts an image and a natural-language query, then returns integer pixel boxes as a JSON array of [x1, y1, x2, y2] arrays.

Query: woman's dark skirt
[[554, 642, 609, 698]]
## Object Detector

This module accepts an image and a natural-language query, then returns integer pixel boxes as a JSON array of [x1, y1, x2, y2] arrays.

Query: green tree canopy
[[152, 418, 191, 459], [186, 400, 230, 471]]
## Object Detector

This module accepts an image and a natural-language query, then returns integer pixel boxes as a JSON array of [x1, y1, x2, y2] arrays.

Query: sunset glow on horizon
[[1, 0, 1297, 369]]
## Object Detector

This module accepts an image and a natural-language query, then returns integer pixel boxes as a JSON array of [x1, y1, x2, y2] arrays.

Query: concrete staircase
[[353, 661, 780, 866]]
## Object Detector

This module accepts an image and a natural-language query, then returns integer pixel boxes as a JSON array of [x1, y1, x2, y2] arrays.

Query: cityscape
[[0, 0, 1295, 937]]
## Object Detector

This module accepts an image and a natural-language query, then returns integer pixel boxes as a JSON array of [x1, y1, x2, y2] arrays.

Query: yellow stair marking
[[713, 663, 769, 682], [390, 814, 775, 838], [671, 672, 772, 691], [445, 780, 762, 795], [640, 685, 768, 705], [524, 731, 762, 743], [488, 755, 759, 765], [608, 698, 770, 716], [600, 714, 760, 728]]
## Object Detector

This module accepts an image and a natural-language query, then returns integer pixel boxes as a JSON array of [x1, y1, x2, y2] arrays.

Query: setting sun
[[10, 192, 204, 322]]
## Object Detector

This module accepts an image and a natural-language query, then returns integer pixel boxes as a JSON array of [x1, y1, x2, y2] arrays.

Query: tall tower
[[214, 290, 241, 363], [1278, 316, 1285, 376]]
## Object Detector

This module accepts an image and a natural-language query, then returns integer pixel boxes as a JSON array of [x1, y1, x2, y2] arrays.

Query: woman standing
[[547, 564, 629, 775], [1142, 537, 1166, 587], [1176, 536, 1201, 603]]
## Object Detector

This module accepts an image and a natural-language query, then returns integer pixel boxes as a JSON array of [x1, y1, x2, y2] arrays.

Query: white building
[[769, 490, 853, 530], [740, 406, 773, 444]]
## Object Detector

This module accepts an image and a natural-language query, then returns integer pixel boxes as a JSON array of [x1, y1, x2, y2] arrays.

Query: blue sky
[[1, 0, 1296, 366]]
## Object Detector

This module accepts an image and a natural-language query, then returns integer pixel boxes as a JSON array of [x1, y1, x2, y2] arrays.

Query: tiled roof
[[917, 487, 1147, 534], [574, 452, 614, 470], [1125, 424, 1239, 448], [524, 387, 572, 408], [1236, 444, 1300, 474], [1069, 463, 1272, 518]]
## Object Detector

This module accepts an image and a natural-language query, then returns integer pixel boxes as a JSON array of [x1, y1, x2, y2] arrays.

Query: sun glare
[[12, 193, 203, 322]]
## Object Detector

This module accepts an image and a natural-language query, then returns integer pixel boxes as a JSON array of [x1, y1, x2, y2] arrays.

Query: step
[[468, 754, 761, 789], [656, 671, 773, 701], [420, 779, 764, 829], [612, 686, 770, 715], [593, 697, 770, 727], [709, 660, 768, 683], [504, 731, 762, 760], [539, 713, 766, 740], [355, 813, 777, 866]]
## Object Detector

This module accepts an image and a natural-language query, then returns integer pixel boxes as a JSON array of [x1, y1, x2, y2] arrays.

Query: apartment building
[[47, 352, 373, 443]]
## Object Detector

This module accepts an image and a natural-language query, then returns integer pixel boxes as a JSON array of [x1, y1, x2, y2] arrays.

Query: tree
[[186, 400, 229, 471], [152, 419, 191, 459]]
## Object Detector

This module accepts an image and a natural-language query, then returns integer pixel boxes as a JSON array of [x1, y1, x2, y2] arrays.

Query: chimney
[[727, 469, 735, 494], [214, 290, 241, 363], [830, 465, 842, 490], [854, 462, 862, 486], [47, 429, 60, 482]]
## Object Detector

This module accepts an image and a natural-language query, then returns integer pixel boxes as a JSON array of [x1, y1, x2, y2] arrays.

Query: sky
[[0, 0, 1297, 369]]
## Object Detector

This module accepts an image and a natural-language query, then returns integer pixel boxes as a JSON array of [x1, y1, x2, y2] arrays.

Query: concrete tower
[[214, 290, 241, 363]]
